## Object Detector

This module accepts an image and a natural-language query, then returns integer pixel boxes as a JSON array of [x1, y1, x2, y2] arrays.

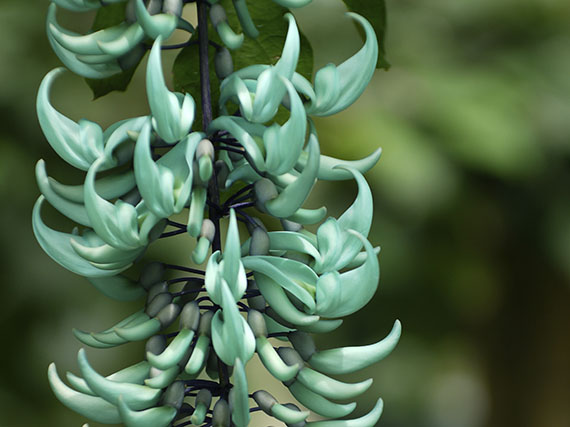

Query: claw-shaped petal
[[264, 127, 318, 218], [36, 160, 91, 226], [48, 169, 136, 204], [263, 79, 307, 175], [37, 68, 104, 170], [134, 120, 201, 217], [316, 231, 378, 318], [47, 5, 122, 78], [306, 13, 378, 116], [307, 398, 384, 427], [242, 256, 317, 311], [47, 363, 121, 424], [32, 197, 132, 277], [287, 381, 356, 418], [135, 0, 178, 40], [296, 148, 382, 181], [86, 158, 158, 250], [297, 367, 372, 400], [78, 348, 162, 410], [52, 0, 101, 12], [309, 320, 401, 374], [233, 0, 258, 38], [229, 359, 250, 427], [147, 38, 195, 142], [254, 273, 319, 326], [87, 275, 145, 302], [118, 396, 177, 427], [211, 280, 255, 365]]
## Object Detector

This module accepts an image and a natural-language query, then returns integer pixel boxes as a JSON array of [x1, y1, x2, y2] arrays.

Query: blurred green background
[[1, 0, 569, 426]]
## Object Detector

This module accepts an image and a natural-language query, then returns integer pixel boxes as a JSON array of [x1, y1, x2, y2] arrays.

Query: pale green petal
[[308, 13, 378, 116], [118, 396, 177, 427], [316, 231, 378, 318], [287, 381, 356, 418], [96, 23, 145, 57], [286, 206, 327, 225], [263, 79, 307, 175], [307, 398, 384, 427], [33, 197, 129, 277], [296, 148, 382, 181], [49, 21, 130, 55], [271, 0, 312, 8], [66, 361, 151, 396], [229, 359, 250, 427], [219, 75, 253, 118], [242, 256, 316, 311], [232, 0, 259, 38], [309, 320, 401, 374], [254, 273, 319, 326], [147, 38, 195, 142], [77, 349, 162, 410], [36, 160, 91, 227], [52, 0, 101, 12], [297, 367, 372, 400], [135, 0, 178, 40], [47, 5, 122, 78], [256, 337, 299, 381], [271, 403, 310, 424], [48, 170, 135, 204], [85, 158, 148, 250], [211, 280, 256, 365], [37, 68, 104, 170], [274, 13, 300, 80], [47, 364, 121, 424], [86, 275, 145, 302], [146, 329, 195, 370], [209, 116, 266, 171]]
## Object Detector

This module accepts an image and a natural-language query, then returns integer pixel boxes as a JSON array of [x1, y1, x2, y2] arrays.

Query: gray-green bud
[[277, 347, 305, 370], [156, 303, 181, 328], [196, 138, 215, 160], [148, 219, 168, 243], [212, 398, 231, 427], [179, 301, 200, 330], [288, 331, 316, 361], [255, 178, 278, 209], [249, 227, 270, 256], [281, 219, 303, 232], [147, 281, 169, 303], [162, 0, 183, 16], [196, 388, 212, 407], [145, 334, 167, 355], [146, 293, 172, 317], [200, 219, 216, 242], [215, 160, 229, 189], [162, 381, 185, 410], [140, 262, 165, 290], [247, 309, 268, 338], [252, 390, 277, 414], [214, 47, 233, 79], [198, 310, 214, 336], [284, 403, 307, 427], [209, 3, 227, 27]]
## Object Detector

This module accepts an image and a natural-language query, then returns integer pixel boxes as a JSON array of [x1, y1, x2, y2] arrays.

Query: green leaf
[[342, 0, 389, 69], [85, 3, 144, 99], [173, 0, 313, 129]]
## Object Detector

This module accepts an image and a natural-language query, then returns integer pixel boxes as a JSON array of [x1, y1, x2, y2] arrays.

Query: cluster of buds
[[33, 0, 400, 425]]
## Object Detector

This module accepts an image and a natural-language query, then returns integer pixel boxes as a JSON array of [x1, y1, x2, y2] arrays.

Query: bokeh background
[[1, 0, 569, 426]]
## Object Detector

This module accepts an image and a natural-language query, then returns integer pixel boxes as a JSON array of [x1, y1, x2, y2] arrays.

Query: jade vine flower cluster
[[33, 0, 400, 425]]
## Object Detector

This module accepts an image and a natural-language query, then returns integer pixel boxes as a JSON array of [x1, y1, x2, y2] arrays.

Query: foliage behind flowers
[[32, 0, 399, 425]]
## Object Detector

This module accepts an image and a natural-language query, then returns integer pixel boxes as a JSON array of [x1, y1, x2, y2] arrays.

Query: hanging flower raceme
[[34, 1, 399, 426]]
